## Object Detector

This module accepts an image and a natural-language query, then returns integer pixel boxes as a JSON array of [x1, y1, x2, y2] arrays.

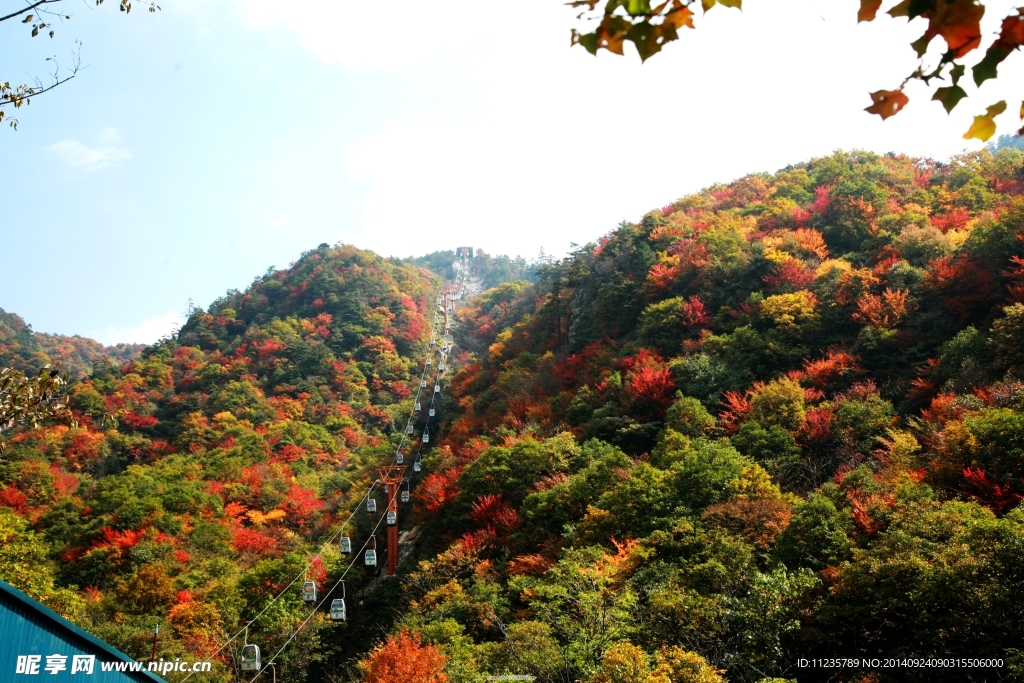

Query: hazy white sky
[[2, 0, 1022, 343]]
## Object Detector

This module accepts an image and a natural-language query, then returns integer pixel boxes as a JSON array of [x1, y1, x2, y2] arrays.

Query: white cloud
[[90, 312, 183, 345], [49, 137, 132, 171]]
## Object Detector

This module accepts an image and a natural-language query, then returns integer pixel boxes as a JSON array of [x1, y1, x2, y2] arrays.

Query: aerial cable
[[244, 483, 403, 683], [179, 481, 382, 681], [186, 277, 460, 676]]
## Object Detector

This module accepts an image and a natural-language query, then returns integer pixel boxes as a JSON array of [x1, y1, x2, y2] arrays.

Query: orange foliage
[[803, 350, 861, 388], [646, 258, 683, 293], [719, 389, 754, 434], [792, 228, 830, 259], [700, 498, 792, 549], [362, 630, 448, 683], [507, 553, 555, 576], [852, 288, 911, 328]]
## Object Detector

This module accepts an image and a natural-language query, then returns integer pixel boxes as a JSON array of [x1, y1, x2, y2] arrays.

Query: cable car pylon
[[377, 465, 407, 575]]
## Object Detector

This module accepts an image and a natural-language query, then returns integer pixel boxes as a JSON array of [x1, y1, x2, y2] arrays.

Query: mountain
[[0, 309, 143, 378], [5, 148, 1024, 683], [388, 149, 1024, 683], [403, 249, 539, 290], [0, 243, 441, 680]]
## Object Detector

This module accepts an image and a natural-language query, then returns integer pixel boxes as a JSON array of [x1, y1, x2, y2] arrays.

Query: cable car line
[[179, 481, 383, 681], [243, 483, 403, 683], [195, 253, 474, 680]]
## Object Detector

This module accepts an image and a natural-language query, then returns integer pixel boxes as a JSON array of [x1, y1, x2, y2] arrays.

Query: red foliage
[[622, 350, 675, 418], [647, 261, 683, 293], [469, 494, 520, 534], [272, 444, 307, 464], [121, 411, 158, 430], [64, 430, 108, 470], [809, 185, 833, 215], [763, 259, 815, 290], [419, 467, 463, 512], [49, 465, 79, 497], [680, 295, 710, 327], [909, 377, 939, 401], [919, 392, 969, 426], [308, 556, 328, 588], [791, 207, 813, 227], [929, 207, 970, 233], [848, 493, 889, 537], [95, 526, 146, 552], [797, 407, 836, 447], [231, 526, 281, 557], [0, 485, 28, 512], [872, 255, 902, 277], [175, 550, 191, 564], [962, 467, 1022, 515], [924, 255, 996, 323], [362, 630, 448, 683], [279, 484, 325, 527]]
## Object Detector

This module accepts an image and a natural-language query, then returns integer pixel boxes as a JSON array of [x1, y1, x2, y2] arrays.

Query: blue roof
[[0, 579, 166, 682]]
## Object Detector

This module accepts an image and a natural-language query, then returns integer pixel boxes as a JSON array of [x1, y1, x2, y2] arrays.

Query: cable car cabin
[[430, 338, 436, 347], [240, 644, 261, 671], [365, 549, 377, 566], [429, 408, 435, 417], [420, 379, 427, 388], [426, 358, 432, 366], [330, 599, 347, 621], [387, 511, 397, 525], [339, 536, 352, 553], [302, 581, 317, 603], [414, 401, 421, 411], [401, 490, 410, 503], [434, 384, 441, 393], [422, 433, 429, 443], [367, 498, 377, 513], [406, 424, 414, 435], [439, 363, 446, 372], [396, 453, 404, 464], [413, 461, 422, 473]]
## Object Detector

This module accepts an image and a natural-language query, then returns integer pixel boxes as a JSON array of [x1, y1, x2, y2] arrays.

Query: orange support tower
[[377, 465, 406, 575]]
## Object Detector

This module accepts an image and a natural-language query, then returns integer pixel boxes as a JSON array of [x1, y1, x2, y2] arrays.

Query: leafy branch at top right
[[569, 0, 1024, 142]]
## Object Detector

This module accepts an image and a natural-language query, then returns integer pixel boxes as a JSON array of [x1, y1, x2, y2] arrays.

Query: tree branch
[[0, 70, 76, 109], [0, 0, 62, 24]]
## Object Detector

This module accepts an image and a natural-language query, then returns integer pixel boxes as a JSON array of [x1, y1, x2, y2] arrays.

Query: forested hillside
[[0, 243, 442, 681], [0, 309, 143, 377], [5, 149, 1024, 683], [404, 250, 538, 290], [392, 149, 1024, 683]]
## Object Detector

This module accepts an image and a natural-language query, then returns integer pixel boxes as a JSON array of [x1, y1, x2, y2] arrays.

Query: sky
[[2, 0, 1023, 344]]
